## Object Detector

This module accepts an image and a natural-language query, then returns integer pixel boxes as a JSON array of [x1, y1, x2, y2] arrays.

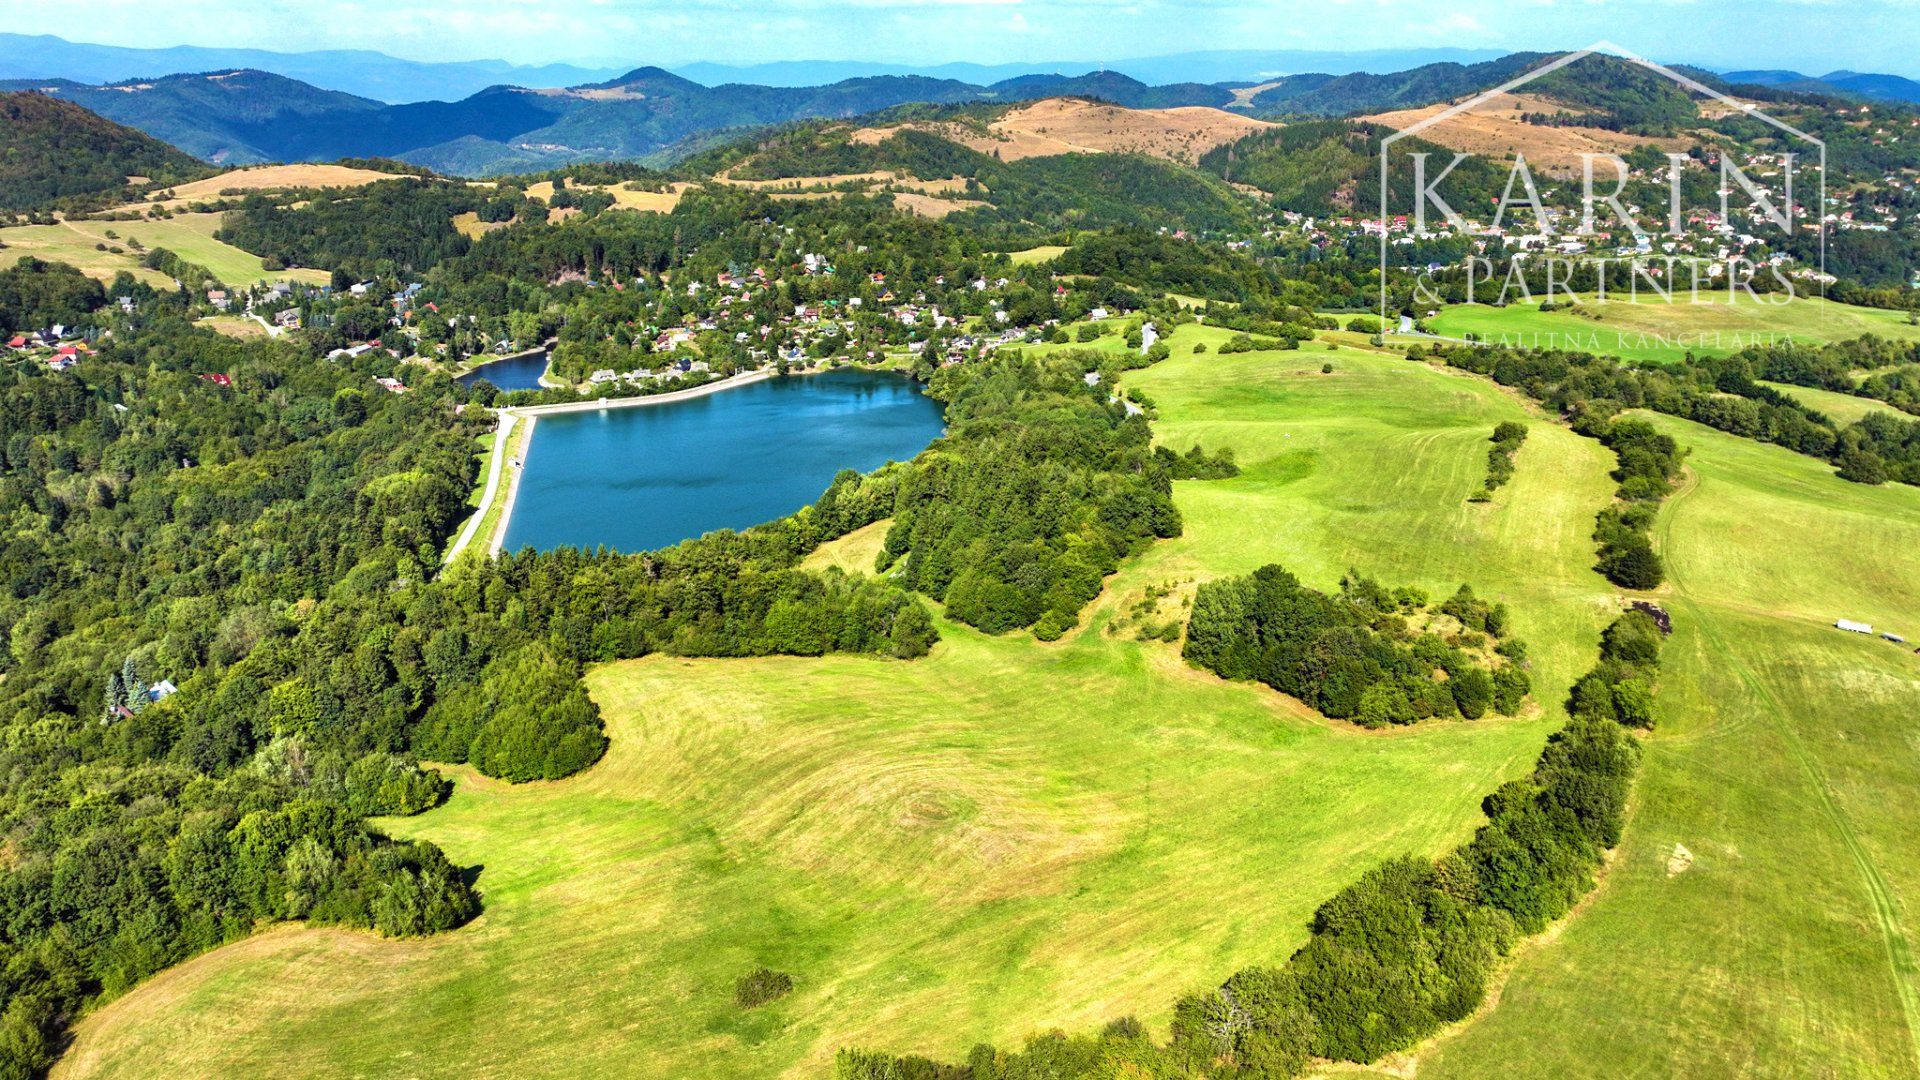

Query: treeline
[[1590, 418, 1684, 589], [1419, 335, 1920, 486], [1473, 421, 1527, 501], [216, 178, 498, 282], [1183, 565, 1530, 726], [839, 608, 1662, 1079]]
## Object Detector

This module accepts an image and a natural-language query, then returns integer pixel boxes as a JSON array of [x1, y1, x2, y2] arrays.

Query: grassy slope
[[1420, 415, 1920, 1078], [1428, 295, 1920, 364], [0, 213, 328, 288], [1759, 380, 1911, 426], [56, 330, 1618, 1079]]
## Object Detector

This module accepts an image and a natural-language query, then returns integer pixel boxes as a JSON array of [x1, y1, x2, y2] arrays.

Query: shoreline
[[475, 368, 780, 560], [487, 412, 534, 557], [507, 367, 777, 417]]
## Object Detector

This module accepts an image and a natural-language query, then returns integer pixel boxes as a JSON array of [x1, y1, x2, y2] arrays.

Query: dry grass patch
[[1363, 93, 1691, 173], [857, 98, 1276, 165]]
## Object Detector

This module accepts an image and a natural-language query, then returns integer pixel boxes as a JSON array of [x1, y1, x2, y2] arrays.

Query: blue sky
[[5, 0, 1918, 75]]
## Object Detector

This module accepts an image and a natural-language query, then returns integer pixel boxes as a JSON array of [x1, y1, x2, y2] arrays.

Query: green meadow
[[0, 213, 328, 288], [1428, 294, 1920, 364], [1420, 413, 1920, 1078], [56, 329, 1620, 1079], [58, 326, 1920, 1079]]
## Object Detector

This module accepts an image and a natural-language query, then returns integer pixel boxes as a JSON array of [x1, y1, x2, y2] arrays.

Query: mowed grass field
[[1428, 294, 1920, 364], [60, 330, 1623, 1078], [1419, 415, 1920, 1077], [0, 213, 328, 288]]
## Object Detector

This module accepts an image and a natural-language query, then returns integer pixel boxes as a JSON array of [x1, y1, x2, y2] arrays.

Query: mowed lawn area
[[58, 331, 1621, 1079], [0, 213, 328, 288], [1421, 415, 1920, 1077], [1428, 294, 1920, 364]]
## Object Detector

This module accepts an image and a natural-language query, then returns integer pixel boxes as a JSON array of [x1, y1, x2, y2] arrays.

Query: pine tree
[[103, 671, 126, 722], [121, 656, 145, 712]]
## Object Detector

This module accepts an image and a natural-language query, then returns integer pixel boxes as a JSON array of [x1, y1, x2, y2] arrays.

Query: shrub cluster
[[1589, 417, 1685, 590], [1182, 566, 1531, 725], [1470, 421, 1528, 501], [735, 967, 796, 1008], [840, 611, 1661, 1079]]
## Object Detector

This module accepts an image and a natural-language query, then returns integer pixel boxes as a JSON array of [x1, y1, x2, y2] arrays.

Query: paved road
[[441, 411, 518, 564]]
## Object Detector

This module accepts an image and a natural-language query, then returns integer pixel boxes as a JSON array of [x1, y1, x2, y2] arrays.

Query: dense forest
[[0, 91, 213, 215], [1183, 566, 1532, 724]]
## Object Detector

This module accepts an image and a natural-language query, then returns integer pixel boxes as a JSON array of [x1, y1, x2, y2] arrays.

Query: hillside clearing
[[1363, 92, 1691, 172], [1420, 413, 1920, 1078], [856, 98, 1276, 165], [0, 213, 328, 288]]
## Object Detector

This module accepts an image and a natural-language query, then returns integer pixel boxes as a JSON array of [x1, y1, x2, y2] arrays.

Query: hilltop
[[0, 90, 213, 212]]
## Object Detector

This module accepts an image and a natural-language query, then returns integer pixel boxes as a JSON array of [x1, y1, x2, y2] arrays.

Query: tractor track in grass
[[1657, 467, 1920, 1070]]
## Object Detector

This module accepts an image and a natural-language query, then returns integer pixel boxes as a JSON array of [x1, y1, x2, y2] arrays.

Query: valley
[[3, 31, 1920, 1080]]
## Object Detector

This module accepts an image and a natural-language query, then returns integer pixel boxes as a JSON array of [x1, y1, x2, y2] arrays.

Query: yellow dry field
[[856, 98, 1276, 164], [1364, 92, 1692, 172]]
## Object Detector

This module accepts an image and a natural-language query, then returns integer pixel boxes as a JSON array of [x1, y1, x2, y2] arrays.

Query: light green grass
[[57, 330, 1623, 1079], [0, 214, 329, 288], [1005, 244, 1067, 265], [1421, 414, 1920, 1078], [1428, 295, 1920, 364], [1759, 380, 1910, 426]]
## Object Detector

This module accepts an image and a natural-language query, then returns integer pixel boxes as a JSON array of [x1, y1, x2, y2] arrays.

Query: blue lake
[[501, 369, 944, 553], [458, 351, 549, 391]]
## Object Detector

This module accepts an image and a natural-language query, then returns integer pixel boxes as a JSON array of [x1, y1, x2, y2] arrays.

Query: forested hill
[[0, 91, 213, 212], [1, 66, 1237, 175], [7, 48, 1901, 180]]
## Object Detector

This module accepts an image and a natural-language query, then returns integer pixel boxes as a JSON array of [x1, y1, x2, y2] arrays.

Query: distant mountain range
[[1723, 68, 1920, 103], [6, 40, 1918, 181], [0, 35, 1541, 102], [0, 66, 1263, 173]]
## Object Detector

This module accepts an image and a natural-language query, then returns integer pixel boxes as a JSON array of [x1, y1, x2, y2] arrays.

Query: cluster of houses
[[7, 325, 97, 371]]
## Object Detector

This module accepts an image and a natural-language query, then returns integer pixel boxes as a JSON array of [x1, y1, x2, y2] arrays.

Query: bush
[[735, 967, 795, 1008]]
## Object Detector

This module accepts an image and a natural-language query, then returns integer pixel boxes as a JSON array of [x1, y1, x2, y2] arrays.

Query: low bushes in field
[[1182, 565, 1531, 725], [1470, 421, 1528, 502], [735, 967, 795, 1008], [1589, 417, 1684, 590]]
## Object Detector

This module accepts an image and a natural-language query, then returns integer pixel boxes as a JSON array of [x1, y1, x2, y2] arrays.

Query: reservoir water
[[500, 369, 944, 553], [458, 351, 549, 391]]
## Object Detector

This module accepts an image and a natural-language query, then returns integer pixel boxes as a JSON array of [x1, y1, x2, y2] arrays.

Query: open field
[[194, 314, 267, 338], [111, 163, 405, 213], [1418, 413, 1920, 1078], [855, 98, 1276, 165], [0, 213, 328, 288], [1428, 294, 1920, 364], [56, 330, 1621, 1079], [1006, 244, 1067, 265], [799, 517, 893, 576]]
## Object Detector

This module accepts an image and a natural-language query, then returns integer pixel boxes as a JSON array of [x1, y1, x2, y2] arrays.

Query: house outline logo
[[1376, 41, 1828, 336]]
